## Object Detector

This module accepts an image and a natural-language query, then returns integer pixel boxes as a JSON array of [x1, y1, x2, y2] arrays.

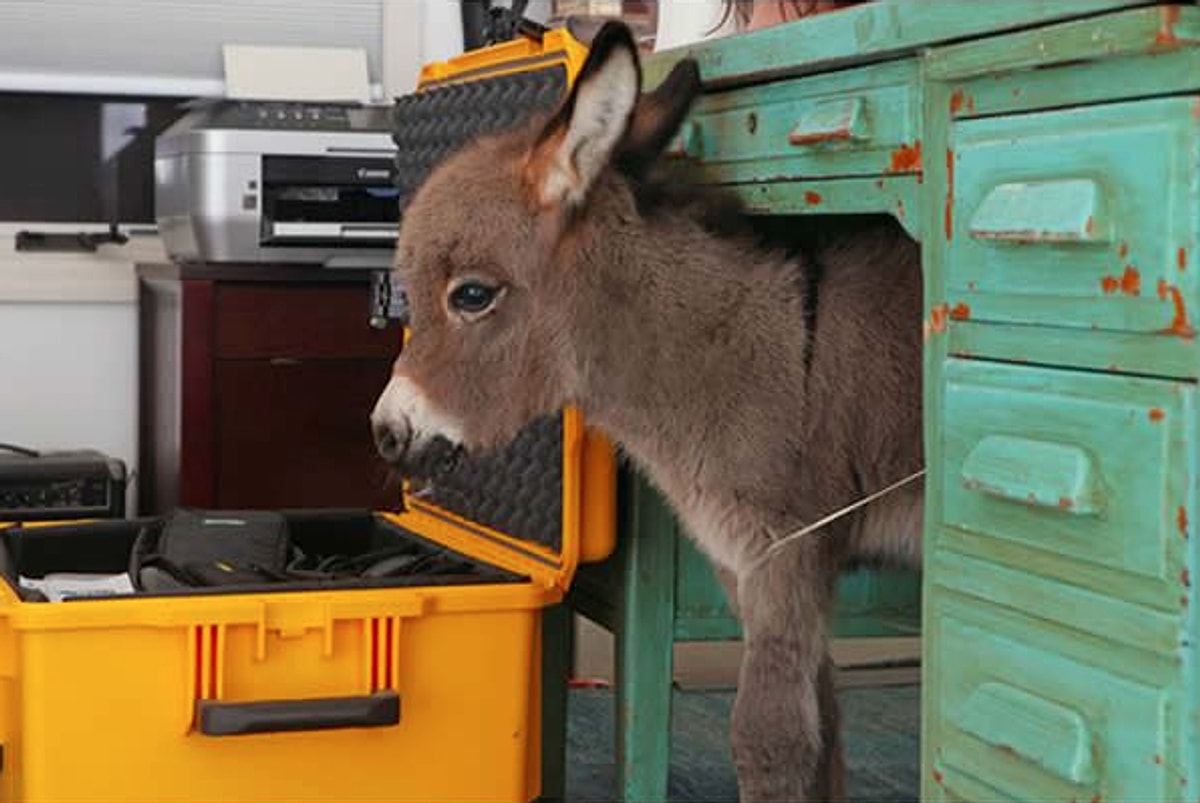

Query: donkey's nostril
[[372, 419, 408, 464]]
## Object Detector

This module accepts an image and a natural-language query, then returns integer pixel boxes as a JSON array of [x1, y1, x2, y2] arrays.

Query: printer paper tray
[[269, 222, 397, 241]]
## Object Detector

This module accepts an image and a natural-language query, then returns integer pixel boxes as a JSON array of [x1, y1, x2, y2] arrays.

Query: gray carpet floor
[[565, 684, 920, 802]]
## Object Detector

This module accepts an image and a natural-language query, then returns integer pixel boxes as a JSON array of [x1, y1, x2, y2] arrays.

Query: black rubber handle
[[196, 690, 400, 736]]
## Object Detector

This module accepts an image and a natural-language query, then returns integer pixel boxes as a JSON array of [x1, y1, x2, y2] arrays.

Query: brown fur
[[371, 22, 923, 802]]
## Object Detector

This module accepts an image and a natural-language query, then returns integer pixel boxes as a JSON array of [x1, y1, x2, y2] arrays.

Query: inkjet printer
[[154, 99, 399, 269]]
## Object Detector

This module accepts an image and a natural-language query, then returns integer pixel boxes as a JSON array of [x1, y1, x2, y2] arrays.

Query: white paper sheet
[[20, 572, 136, 602], [222, 43, 371, 103]]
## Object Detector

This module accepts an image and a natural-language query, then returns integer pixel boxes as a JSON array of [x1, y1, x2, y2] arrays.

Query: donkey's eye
[[448, 281, 500, 315]]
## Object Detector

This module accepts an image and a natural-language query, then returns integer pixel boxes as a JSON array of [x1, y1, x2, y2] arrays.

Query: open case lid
[[392, 27, 587, 215], [387, 409, 616, 590], [386, 26, 616, 590]]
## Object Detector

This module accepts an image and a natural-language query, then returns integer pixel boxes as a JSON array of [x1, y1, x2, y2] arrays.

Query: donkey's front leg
[[730, 542, 840, 802]]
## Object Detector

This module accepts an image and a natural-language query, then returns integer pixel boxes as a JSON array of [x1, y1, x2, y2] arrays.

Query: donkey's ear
[[616, 59, 702, 179], [527, 21, 641, 208]]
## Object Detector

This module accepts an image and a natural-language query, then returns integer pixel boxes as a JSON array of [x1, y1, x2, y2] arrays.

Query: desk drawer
[[927, 608, 1171, 802], [940, 359, 1191, 608], [216, 284, 398, 360], [674, 60, 921, 183], [945, 96, 1199, 337]]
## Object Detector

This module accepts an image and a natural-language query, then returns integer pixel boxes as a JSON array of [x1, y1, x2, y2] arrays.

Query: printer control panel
[[209, 102, 362, 131]]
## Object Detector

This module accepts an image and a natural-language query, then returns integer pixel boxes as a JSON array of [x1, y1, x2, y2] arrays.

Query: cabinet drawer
[[215, 357, 396, 509], [940, 359, 1191, 607], [945, 96, 1199, 337], [927, 609, 1170, 802], [672, 60, 921, 183], [216, 284, 399, 359]]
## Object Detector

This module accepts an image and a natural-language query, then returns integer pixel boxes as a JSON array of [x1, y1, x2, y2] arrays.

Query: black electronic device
[[0, 446, 127, 521]]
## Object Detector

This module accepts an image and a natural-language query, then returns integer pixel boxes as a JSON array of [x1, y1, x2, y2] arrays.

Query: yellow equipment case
[[0, 27, 615, 803]]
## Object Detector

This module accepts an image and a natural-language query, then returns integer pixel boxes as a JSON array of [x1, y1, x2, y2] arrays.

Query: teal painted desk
[[543, 2, 1200, 800]]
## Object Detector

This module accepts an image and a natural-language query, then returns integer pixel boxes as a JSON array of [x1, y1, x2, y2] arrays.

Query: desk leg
[[541, 602, 573, 803], [616, 471, 678, 802]]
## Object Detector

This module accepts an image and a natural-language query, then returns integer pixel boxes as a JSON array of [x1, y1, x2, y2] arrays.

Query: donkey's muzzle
[[372, 417, 464, 480]]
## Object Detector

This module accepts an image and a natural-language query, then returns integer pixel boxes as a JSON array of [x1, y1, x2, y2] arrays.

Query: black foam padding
[[418, 414, 564, 553], [1, 510, 525, 602], [390, 62, 571, 554], [391, 65, 567, 210]]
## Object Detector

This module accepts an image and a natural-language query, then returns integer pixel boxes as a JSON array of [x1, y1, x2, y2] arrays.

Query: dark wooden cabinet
[[137, 263, 403, 515]]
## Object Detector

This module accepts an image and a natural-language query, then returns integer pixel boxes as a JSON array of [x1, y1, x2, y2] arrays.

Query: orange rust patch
[[1102, 268, 1141, 295], [1158, 279, 1195, 338], [1058, 497, 1073, 510], [1182, 594, 1189, 608], [1157, 5, 1181, 46], [1180, 506, 1189, 539], [950, 88, 966, 114], [1121, 266, 1141, 295], [949, 89, 977, 115], [944, 148, 955, 241], [1179, 247, 1188, 271], [1085, 216, 1095, 236], [888, 141, 922, 173], [804, 190, 823, 205], [932, 769, 945, 785], [1118, 242, 1129, 259], [1149, 408, 1165, 423], [929, 304, 949, 335], [950, 302, 970, 321], [1090, 795, 1102, 803], [1182, 568, 1191, 589]]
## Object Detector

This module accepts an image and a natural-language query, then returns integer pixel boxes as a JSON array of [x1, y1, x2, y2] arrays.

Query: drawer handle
[[788, 96, 869, 146], [957, 682, 1096, 785], [969, 178, 1110, 244], [197, 690, 400, 736], [961, 435, 1103, 515]]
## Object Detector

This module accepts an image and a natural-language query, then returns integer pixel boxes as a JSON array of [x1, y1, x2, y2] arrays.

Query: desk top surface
[[136, 262, 382, 284], [643, 0, 1155, 88]]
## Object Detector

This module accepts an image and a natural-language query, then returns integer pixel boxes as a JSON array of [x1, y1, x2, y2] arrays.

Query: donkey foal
[[371, 21, 924, 802]]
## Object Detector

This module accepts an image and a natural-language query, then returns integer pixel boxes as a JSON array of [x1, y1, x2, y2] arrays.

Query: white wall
[[382, 0, 464, 98], [381, 0, 556, 100], [654, 0, 736, 50], [0, 0, 387, 98], [0, 303, 139, 510], [0, 224, 167, 515]]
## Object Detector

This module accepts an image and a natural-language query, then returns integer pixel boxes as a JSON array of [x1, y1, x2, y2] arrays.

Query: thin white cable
[[742, 468, 927, 578]]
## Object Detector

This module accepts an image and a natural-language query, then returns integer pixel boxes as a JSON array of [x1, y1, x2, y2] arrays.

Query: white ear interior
[[540, 46, 639, 206]]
